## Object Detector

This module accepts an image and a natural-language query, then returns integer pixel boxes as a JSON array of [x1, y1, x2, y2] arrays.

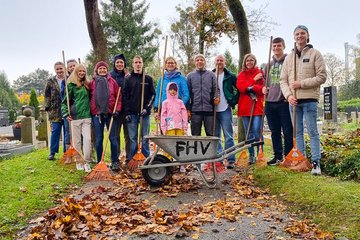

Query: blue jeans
[[215, 107, 235, 163], [127, 115, 150, 160], [265, 102, 293, 159], [92, 114, 119, 164], [289, 101, 321, 163], [50, 121, 64, 155], [242, 115, 262, 157], [63, 118, 70, 152]]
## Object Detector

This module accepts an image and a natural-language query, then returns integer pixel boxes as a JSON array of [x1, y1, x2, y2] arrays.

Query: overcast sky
[[1, 0, 359, 84]]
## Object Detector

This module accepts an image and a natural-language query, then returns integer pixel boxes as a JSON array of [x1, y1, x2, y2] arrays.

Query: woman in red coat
[[236, 53, 264, 165]]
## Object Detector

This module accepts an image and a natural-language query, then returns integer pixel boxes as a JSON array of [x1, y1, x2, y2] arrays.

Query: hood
[[164, 69, 181, 80], [166, 82, 178, 100], [113, 53, 127, 71]]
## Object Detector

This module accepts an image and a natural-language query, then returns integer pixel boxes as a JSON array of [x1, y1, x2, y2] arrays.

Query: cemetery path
[[19, 165, 332, 240]]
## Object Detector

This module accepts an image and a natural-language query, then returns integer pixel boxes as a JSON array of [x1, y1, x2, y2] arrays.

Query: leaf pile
[[318, 128, 360, 180], [25, 169, 333, 239], [284, 218, 334, 239]]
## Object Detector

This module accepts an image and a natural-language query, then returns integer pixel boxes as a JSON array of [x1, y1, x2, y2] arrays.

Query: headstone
[[38, 109, 49, 142], [350, 112, 357, 123], [0, 107, 9, 126], [21, 108, 36, 144], [337, 112, 348, 124], [323, 86, 337, 122]]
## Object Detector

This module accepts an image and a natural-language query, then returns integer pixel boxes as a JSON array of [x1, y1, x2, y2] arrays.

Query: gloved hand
[[246, 86, 257, 101], [140, 109, 147, 116], [45, 106, 50, 111], [125, 115, 131, 122], [213, 97, 220, 106], [113, 112, 120, 119], [246, 86, 255, 94]]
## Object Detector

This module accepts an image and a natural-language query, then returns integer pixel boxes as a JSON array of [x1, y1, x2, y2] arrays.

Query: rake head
[[127, 151, 145, 171], [60, 146, 82, 165], [236, 150, 248, 167], [280, 148, 311, 172], [85, 161, 113, 181]]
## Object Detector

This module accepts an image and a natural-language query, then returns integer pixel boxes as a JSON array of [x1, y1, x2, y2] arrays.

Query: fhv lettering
[[175, 141, 211, 157]]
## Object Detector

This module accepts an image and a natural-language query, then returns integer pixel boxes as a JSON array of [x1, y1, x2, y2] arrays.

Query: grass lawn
[[0, 148, 85, 239], [253, 166, 360, 239]]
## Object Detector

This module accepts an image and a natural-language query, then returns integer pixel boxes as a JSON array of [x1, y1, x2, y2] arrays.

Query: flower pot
[[13, 127, 21, 140]]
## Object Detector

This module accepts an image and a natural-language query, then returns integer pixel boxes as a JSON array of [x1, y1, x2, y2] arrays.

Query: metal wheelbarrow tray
[[139, 135, 263, 188]]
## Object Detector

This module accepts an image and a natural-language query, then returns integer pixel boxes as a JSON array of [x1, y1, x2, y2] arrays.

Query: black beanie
[[113, 53, 127, 68]]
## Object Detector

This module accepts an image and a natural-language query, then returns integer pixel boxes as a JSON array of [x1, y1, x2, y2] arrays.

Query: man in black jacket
[[122, 55, 155, 163]]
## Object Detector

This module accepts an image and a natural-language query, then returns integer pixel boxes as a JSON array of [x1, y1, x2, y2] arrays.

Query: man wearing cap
[[280, 25, 327, 175], [187, 54, 218, 136], [110, 54, 130, 162]]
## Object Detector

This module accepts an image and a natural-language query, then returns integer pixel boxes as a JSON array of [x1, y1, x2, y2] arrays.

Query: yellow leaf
[[192, 233, 199, 239]]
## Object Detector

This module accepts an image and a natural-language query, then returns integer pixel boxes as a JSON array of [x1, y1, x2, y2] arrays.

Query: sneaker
[[180, 165, 186, 173], [311, 162, 321, 175], [267, 157, 283, 166], [76, 163, 84, 171], [248, 156, 256, 165], [227, 162, 235, 170], [84, 163, 91, 173], [48, 154, 55, 160], [215, 162, 226, 174], [110, 162, 120, 172]]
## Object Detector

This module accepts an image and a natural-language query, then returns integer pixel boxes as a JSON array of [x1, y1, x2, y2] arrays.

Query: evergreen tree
[[29, 88, 39, 120], [0, 71, 19, 109], [12, 68, 51, 95], [224, 49, 238, 74], [101, 0, 161, 67]]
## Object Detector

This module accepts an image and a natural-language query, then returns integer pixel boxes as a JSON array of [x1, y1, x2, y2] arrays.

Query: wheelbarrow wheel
[[142, 154, 173, 187]]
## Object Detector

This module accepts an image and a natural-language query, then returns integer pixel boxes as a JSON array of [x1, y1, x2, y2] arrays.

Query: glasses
[[166, 62, 175, 65]]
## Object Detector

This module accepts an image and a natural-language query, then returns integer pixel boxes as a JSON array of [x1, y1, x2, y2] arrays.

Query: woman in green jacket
[[62, 64, 92, 172]]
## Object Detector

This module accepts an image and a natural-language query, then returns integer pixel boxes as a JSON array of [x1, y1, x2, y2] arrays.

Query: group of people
[[44, 24, 326, 175]]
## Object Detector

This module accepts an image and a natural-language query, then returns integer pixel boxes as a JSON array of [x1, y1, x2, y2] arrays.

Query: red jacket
[[89, 74, 121, 115], [236, 67, 264, 116]]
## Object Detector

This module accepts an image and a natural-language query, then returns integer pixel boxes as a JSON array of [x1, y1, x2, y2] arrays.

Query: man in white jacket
[[280, 25, 327, 175]]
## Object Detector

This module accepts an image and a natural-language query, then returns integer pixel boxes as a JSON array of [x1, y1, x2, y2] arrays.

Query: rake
[[127, 69, 147, 170], [257, 36, 273, 167], [60, 50, 83, 165]]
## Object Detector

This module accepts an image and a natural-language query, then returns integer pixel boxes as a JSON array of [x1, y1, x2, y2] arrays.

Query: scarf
[[94, 75, 110, 114], [164, 69, 180, 80]]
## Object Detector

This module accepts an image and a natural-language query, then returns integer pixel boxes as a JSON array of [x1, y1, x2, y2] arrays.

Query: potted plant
[[13, 120, 21, 140]]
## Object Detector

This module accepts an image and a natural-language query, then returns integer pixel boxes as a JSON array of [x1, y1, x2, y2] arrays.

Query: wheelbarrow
[[139, 135, 263, 188]]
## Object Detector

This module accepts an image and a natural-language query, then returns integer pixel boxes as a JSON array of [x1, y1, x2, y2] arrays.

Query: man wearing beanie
[[111, 53, 130, 162], [89, 60, 122, 172], [187, 54, 219, 136], [280, 25, 326, 175]]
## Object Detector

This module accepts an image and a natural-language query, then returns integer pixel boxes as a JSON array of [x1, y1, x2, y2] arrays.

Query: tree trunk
[[83, 0, 108, 62], [225, 0, 251, 143], [225, 0, 251, 71]]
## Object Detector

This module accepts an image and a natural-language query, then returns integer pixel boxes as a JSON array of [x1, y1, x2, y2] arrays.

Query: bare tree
[[83, 0, 108, 62], [323, 53, 345, 86], [225, 0, 251, 71]]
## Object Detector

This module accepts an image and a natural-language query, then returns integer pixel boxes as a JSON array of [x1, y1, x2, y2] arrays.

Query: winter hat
[[168, 82, 178, 92], [294, 25, 310, 43], [95, 61, 109, 72], [114, 53, 127, 68], [194, 53, 206, 62]]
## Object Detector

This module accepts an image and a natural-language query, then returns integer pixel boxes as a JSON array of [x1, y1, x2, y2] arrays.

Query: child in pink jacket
[[161, 82, 188, 135], [161, 82, 188, 172]]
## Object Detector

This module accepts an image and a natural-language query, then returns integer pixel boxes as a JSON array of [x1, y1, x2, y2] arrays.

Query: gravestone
[[337, 112, 348, 124], [323, 86, 337, 122], [350, 112, 357, 123], [38, 109, 49, 142], [21, 108, 36, 144]]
